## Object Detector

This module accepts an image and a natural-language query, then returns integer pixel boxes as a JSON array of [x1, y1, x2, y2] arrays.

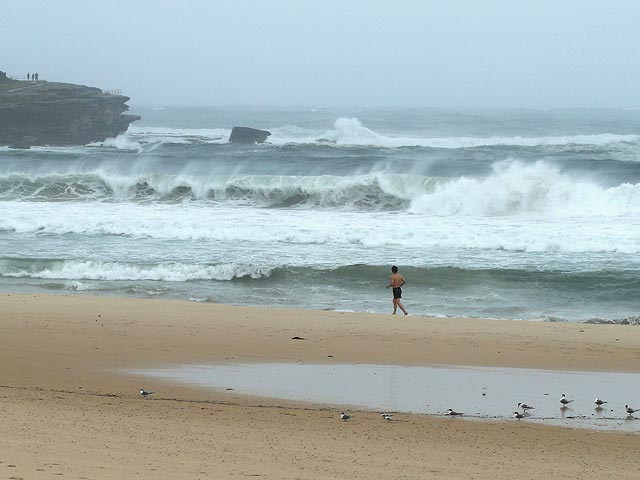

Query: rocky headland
[[0, 71, 140, 148]]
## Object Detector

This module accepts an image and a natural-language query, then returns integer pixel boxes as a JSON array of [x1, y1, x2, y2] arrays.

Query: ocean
[[1, 106, 640, 322]]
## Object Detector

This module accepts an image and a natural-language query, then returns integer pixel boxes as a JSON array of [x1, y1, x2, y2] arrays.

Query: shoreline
[[2, 293, 640, 479]]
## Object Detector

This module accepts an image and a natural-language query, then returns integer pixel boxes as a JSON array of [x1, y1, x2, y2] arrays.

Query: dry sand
[[1, 293, 640, 479]]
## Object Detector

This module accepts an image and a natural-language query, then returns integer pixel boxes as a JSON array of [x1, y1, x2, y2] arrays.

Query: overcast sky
[[2, 0, 639, 108]]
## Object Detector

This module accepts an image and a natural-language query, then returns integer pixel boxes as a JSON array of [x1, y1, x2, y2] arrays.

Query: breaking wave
[[409, 160, 640, 216], [1, 160, 639, 219], [0, 170, 436, 206], [270, 117, 640, 149], [0, 258, 272, 282], [2, 261, 638, 307], [57, 118, 640, 151]]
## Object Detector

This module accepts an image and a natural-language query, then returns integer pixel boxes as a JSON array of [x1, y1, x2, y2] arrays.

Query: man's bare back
[[388, 273, 405, 288]]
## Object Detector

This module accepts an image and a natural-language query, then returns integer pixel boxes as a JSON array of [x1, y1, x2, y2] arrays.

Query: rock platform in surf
[[228, 126, 271, 144]]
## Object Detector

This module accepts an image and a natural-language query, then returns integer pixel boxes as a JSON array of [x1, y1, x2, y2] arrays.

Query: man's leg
[[392, 298, 397, 314], [397, 300, 408, 315]]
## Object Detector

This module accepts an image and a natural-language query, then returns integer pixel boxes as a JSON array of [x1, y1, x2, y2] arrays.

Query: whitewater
[[1, 107, 640, 321]]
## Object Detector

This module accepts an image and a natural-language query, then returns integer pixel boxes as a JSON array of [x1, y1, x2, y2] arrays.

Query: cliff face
[[0, 73, 140, 148]]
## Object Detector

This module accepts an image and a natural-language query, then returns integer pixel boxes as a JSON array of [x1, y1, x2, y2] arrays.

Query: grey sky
[[2, 0, 639, 108]]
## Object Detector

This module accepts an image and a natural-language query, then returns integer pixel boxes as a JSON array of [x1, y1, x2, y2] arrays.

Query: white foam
[[127, 125, 230, 144], [0, 260, 272, 282], [269, 117, 640, 149], [1, 158, 639, 219], [409, 160, 640, 217], [27, 145, 93, 155], [64, 280, 97, 291], [1, 190, 640, 255], [99, 135, 142, 151]]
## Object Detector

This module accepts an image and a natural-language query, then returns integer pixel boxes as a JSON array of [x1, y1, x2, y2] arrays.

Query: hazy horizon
[[2, 0, 640, 108]]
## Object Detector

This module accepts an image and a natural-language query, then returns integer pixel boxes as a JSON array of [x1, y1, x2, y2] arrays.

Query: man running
[[386, 265, 408, 315]]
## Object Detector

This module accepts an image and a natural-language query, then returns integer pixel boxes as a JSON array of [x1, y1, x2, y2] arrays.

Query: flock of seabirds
[[138, 388, 639, 422], [342, 394, 640, 422]]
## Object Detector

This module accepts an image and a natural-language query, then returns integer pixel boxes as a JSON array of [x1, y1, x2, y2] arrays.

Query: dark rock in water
[[0, 71, 140, 148], [228, 126, 271, 144]]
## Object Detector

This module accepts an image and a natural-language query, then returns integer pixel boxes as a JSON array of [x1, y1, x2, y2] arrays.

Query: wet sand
[[2, 293, 640, 479]]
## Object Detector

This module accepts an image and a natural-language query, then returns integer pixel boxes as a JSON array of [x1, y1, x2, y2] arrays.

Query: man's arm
[[399, 276, 406, 287]]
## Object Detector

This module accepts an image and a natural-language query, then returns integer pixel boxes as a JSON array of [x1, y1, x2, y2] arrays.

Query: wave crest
[[1, 160, 640, 219], [0, 259, 272, 282], [409, 160, 640, 216], [0, 170, 437, 207], [266, 117, 640, 149]]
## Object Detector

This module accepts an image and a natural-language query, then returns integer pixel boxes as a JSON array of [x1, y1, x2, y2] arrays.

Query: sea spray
[[409, 161, 640, 217], [269, 117, 640, 148], [1, 160, 639, 219]]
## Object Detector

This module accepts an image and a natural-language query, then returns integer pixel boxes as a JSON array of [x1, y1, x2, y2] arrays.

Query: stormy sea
[[2, 107, 640, 323]]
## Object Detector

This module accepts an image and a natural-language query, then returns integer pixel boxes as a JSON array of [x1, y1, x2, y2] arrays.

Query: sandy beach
[[2, 293, 640, 479]]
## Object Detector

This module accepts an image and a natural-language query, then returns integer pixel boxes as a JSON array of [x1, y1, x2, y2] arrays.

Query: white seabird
[[560, 393, 573, 406], [625, 405, 639, 415], [382, 414, 396, 421], [513, 411, 525, 419], [517, 402, 534, 412], [340, 412, 351, 421], [139, 388, 154, 397], [594, 398, 607, 407], [446, 408, 464, 416]]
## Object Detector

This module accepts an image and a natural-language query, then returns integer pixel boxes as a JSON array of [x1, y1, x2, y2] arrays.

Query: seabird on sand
[[513, 411, 525, 419], [517, 402, 534, 412], [340, 412, 351, 420], [446, 408, 464, 416], [139, 388, 154, 397], [625, 405, 639, 415], [560, 394, 573, 406], [594, 398, 607, 407]]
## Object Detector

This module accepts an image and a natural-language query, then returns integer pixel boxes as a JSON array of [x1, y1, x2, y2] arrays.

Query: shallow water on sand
[[132, 363, 640, 432]]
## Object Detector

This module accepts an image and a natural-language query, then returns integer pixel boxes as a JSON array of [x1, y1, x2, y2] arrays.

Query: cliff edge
[[0, 71, 140, 148]]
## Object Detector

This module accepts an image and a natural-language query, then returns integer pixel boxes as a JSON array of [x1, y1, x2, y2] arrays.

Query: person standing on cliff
[[386, 265, 408, 315]]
